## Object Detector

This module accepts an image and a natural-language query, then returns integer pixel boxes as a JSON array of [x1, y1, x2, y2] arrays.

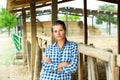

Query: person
[[40, 20, 78, 80]]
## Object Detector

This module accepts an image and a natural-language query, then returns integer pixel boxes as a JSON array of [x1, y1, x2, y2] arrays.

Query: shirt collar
[[52, 39, 68, 47]]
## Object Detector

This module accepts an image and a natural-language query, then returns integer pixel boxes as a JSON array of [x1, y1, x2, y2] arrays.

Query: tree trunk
[[8, 28, 10, 37]]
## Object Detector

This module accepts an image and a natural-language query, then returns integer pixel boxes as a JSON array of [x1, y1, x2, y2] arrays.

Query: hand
[[43, 57, 51, 63], [57, 62, 69, 72], [58, 62, 69, 69], [57, 68, 62, 72]]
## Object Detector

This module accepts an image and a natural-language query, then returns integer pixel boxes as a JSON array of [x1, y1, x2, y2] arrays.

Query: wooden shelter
[[6, 0, 120, 80]]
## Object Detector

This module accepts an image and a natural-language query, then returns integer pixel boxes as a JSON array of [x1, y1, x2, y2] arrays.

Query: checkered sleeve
[[62, 43, 78, 74], [42, 45, 58, 72]]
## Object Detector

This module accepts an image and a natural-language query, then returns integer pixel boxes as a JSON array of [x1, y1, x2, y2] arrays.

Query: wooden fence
[[78, 43, 120, 80], [26, 34, 51, 80], [26, 35, 120, 80]]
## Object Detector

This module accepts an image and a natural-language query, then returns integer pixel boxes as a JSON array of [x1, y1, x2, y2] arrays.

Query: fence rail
[[78, 43, 119, 80], [12, 33, 22, 51]]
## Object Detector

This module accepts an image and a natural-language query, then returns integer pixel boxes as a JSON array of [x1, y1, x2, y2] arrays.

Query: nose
[[57, 31, 60, 35]]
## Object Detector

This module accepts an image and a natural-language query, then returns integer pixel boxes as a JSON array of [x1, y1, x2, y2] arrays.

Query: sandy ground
[[0, 33, 28, 80]]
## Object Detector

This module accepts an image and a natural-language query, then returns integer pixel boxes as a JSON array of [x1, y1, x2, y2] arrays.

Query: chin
[[56, 38, 64, 41]]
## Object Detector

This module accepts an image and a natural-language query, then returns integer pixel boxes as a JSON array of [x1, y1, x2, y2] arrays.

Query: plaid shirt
[[40, 41, 78, 80]]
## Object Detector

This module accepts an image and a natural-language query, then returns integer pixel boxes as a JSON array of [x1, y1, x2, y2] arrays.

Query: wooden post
[[30, 0, 37, 80], [78, 53, 84, 80], [65, 7, 68, 36], [108, 14, 111, 35], [26, 40, 31, 73], [83, 0, 88, 44], [87, 57, 98, 80], [83, 0, 88, 62], [87, 44, 98, 80], [118, 1, 120, 79], [106, 54, 115, 80], [33, 44, 42, 80], [51, 0, 57, 43], [22, 8, 27, 65]]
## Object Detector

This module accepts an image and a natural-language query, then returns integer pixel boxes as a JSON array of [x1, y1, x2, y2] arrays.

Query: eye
[[53, 30, 57, 33], [60, 29, 63, 31]]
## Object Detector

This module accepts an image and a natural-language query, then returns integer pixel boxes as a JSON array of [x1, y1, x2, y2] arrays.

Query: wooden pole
[[117, 1, 120, 79], [83, 0, 88, 44], [118, 1, 120, 56], [26, 40, 31, 73], [22, 8, 27, 65], [78, 53, 83, 80], [83, 0, 88, 62], [33, 44, 42, 80], [108, 14, 111, 35], [30, 0, 37, 80], [51, 0, 58, 43], [66, 7, 68, 36]]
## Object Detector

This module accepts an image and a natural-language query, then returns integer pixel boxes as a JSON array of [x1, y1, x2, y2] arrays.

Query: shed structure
[[6, 0, 120, 80]]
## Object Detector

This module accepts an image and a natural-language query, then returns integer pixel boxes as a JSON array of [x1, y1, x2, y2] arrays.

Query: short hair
[[51, 20, 66, 32]]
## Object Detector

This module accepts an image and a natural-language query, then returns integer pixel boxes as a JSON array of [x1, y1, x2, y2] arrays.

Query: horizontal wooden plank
[[78, 44, 113, 62], [98, 0, 118, 4]]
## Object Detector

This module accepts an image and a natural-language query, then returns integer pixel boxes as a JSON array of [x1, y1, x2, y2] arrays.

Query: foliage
[[59, 13, 81, 21], [96, 4, 117, 24], [0, 8, 17, 36]]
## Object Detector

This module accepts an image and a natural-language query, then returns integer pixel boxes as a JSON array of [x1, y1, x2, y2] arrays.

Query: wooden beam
[[9, 0, 73, 13], [78, 44, 112, 62], [22, 8, 27, 65], [30, 0, 37, 80], [51, 0, 58, 43], [9, 0, 51, 7], [98, 0, 118, 4]]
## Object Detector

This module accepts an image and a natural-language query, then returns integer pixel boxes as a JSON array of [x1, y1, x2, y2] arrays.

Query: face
[[52, 24, 66, 41]]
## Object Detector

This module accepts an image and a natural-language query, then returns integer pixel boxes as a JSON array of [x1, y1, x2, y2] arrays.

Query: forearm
[[57, 62, 69, 72], [42, 61, 58, 72]]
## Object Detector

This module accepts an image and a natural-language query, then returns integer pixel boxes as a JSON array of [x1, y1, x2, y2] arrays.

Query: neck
[[57, 38, 66, 50]]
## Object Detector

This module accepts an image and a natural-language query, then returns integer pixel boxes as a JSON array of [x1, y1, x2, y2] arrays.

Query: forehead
[[53, 24, 64, 29]]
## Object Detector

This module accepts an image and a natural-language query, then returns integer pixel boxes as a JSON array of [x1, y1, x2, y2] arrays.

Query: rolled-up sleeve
[[62, 43, 78, 74]]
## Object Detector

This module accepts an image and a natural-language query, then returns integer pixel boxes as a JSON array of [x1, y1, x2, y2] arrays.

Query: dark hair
[[51, 20, 66, 32]]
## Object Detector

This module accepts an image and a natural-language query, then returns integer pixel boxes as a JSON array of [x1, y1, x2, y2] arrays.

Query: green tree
[[0, 8, 17, 36], [96, 4, 117, 24], [59, 13, 81, 21]]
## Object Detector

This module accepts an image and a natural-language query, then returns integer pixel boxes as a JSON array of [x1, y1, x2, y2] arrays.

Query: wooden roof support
[[98, 0, 118, 4], [22, 8, 27, 65], [51, 0, 58, 43], [83, 0, 88, 44], [117, 1, 120, 79], [8, 0, 73, 13], [30, 0, 37, 80], [117, 1, 120, 54]]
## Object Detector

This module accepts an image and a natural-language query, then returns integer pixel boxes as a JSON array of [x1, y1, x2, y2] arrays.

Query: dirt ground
[[0, 33, 28, 80], [0, 32, 118, 80]]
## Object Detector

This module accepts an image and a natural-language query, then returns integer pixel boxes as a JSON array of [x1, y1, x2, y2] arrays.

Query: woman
[[40, 20, 78, 80]]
